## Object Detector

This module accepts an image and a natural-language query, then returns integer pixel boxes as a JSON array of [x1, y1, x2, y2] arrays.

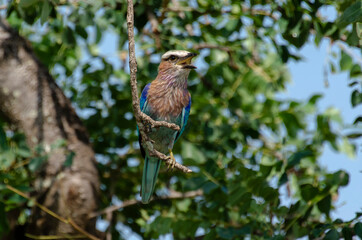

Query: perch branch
[[126, 0, 192, 173], [88, 189, 203, 219]]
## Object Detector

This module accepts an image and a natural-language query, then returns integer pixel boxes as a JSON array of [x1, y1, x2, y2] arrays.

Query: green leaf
[[287, 150, 313, 168], [95, 24, 102, 44], [342, 227, 352, 240], [15, 147, 32, 158], [5, 194, 26, 205], [339, 139, 355, 158], [300, 184, 318, 201], [340, 51, 353, 71], [149, 217, 172, 236], [216, 226, 250, 239], [351, 90, 362, 107], [181, 141, 206, 165], [0, 126, 7, 150], [40, 0, 51, 24], [346, 132, 362, 139], [0, 202, 9, 236], [75, 25, 88, 39], [317, 195, 331, 215], [324, 228, 339, 240], [354, 222, 362, 238], [346, 23, 360, 46], [337, 1, 362, 28], [350, 64, 362, 78], [172, 220, 199, 238], [225, 18, 239, 32], [328, 170, 349, 186], [29, 156, 47, 172], [354, 116, 362, 124], [0, 150, 16, 170], [176, 199, 191, 212], [62, 27, 76, 45], [309, 94, 323, 104], [19, 0, 38, 8]]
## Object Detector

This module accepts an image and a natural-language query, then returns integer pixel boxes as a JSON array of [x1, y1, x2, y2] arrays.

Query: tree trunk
[[0, 19, 99, 237]]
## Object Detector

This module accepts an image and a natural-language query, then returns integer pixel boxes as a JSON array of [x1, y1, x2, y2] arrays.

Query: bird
[[139, 50, 197, 204]]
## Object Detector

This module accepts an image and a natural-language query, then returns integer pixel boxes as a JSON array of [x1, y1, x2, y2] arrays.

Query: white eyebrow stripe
[[161, 50, 190, 60]]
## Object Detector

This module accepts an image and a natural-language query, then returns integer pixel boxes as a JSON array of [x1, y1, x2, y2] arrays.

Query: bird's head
[[157, 50, 197, 82]]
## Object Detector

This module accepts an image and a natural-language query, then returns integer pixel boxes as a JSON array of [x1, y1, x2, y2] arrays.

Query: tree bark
[[0, 19, 99, 237]]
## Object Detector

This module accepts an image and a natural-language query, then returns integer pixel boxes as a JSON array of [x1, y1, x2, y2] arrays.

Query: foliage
[[0, 120, 47, 236], [1, 0, 362, 239]]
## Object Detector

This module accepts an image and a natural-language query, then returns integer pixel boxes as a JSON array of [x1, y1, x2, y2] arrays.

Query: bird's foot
[[144, 123, 152, 133], [167, 149, 176, 169]]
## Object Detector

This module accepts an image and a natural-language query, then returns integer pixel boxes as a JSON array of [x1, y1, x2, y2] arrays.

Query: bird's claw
[[145, 123, 152, 133], [167, 149, 176, 170]]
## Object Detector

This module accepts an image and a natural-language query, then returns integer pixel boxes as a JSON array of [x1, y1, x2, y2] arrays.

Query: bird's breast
[[147, 83, 190, 120]]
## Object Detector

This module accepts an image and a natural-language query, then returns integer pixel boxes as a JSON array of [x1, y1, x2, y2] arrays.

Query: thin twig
[[25, 233, 86, 239], [126, 0, 192, 173], [5, 185, 100, 240], [241, 4, 278, 20], [147, 10, 161, 49], [246, 59, 273, 83], [88, 189, 203, 219], [0, 5, 7, 10], [336, 41, 362, 64]]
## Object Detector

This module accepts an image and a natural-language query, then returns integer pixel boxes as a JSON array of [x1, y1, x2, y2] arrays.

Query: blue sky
[[285, 38, 361, 221]]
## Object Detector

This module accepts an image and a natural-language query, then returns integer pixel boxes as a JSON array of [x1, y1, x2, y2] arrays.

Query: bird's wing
[[140, 83, 151, 112], [138, 83, 151, 159], [175, 96, 191, 143]]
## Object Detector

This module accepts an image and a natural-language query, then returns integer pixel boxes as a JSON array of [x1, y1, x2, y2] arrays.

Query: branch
[[336, 41, 362, 64], [246, 59, 273, 82], [5, 185, 100, 240], [126, 0, 192, 173], [147, 10, 161, 49], [88, 189, 203, 219], [25, 234, 86, 239]]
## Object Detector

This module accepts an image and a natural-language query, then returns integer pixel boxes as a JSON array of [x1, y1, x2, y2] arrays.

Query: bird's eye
[[169, 55, 177, 61]]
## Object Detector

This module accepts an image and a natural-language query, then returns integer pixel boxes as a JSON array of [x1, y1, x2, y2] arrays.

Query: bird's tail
[[141, 156, 161, 203]]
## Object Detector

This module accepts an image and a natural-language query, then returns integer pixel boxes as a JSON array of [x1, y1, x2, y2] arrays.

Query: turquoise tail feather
[[141, 155, 161, 203]]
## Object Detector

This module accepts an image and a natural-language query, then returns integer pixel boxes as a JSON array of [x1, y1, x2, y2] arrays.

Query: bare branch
[[241, 4, 278, 20], [336, 41, 362, 64], [126, 0, 192, 173], [88, 190, 203, 219], [147, 10, 161, 49], [246, 59, 273, 83]]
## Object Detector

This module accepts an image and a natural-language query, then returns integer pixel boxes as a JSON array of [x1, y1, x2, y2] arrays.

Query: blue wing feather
[[138, 83, 151, 158], [175, 96, 191, 143], [140, 83, 150, 111]]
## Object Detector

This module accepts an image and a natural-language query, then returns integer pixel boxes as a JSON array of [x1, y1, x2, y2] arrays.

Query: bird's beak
[[176, 53, 198, 69]]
